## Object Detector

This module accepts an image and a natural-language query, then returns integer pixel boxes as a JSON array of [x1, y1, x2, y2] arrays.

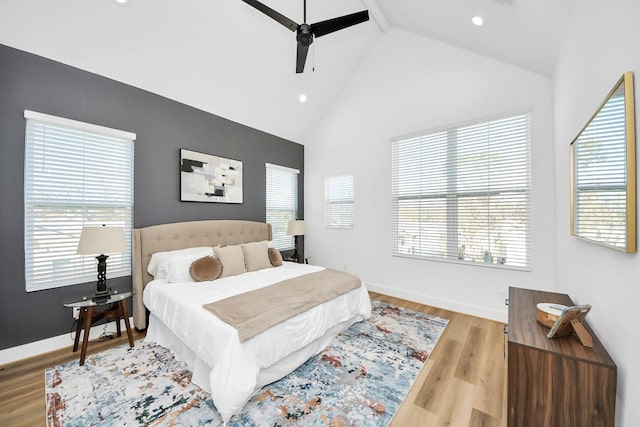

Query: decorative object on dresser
[[76, 225, 125, 301], [535, 302, 593, 347], [534, 302, 566, 327], [507, 287, 616, 427], [286, 219, 305, 263], [180, 148, 243, 203], [546, 304, 593, 347]]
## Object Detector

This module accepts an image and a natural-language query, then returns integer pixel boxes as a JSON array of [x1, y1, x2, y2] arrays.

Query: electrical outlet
[[73, 307, 80, 319], [497, 289, 506, 302]]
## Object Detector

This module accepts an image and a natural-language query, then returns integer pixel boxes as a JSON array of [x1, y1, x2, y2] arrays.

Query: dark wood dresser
[[507, 287, 616, 427]]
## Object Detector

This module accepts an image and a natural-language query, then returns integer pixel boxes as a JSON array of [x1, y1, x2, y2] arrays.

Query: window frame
[[24, 110, 135, 292], [391, 112, 532, 270], [265, 163, 300, 250], [324, 174, 355, 230]]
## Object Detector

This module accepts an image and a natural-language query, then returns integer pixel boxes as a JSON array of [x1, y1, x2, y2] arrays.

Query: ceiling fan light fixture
[[472, 16, 484, 26]]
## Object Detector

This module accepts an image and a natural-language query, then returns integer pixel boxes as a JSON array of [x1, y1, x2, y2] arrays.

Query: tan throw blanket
[[202, 269, 362, 342]]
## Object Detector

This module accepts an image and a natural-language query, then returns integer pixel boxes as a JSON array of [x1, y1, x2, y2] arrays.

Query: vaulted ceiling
[[0, 0, 574, 143]]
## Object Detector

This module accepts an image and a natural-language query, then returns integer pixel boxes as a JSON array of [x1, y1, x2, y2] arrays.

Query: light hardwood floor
[[372, 292, 508, 427], [0, 292, 507, 426]]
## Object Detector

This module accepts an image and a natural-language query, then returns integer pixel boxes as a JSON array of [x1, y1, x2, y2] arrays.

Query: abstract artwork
[[180, 149, 243, 203]]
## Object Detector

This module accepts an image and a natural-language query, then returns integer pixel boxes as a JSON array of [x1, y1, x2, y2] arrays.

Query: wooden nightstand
[[63, 291, 134, 365]]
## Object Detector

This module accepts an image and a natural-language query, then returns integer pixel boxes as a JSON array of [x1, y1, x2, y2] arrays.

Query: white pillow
[[147, 247, 213, 280], [164, 252, 212, 283]]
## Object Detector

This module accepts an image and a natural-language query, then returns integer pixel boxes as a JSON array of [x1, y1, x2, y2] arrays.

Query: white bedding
[[143, 262, 371, 422]]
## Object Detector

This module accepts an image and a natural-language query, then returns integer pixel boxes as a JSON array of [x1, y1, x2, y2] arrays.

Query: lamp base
[[289, 253, 301, 263], [92, 287, 111, 303], [291, 235, 301, 264], [93, 254, 110, 302]]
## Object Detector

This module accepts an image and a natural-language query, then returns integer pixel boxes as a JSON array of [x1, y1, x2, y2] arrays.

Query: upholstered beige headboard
[[132, 220, 272, 329]]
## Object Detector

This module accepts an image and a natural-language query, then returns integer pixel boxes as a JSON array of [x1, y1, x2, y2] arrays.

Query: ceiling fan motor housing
[[297, 24, 313, 46]]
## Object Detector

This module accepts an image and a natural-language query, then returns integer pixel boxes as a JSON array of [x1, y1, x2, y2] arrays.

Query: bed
[[132, 220, 371, 422]]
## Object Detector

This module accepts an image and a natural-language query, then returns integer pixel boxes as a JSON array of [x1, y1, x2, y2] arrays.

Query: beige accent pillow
[[214, 245, 248, 277], [189, 256, 222, 282], [242, 241, 273, 272], [268, 247, 283, 267]]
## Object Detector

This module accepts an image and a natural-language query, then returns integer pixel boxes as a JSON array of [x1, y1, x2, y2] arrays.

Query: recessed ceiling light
[[113, 0, 129, 5], [472, 16, 484, 26], [299, 94, 307, 103]]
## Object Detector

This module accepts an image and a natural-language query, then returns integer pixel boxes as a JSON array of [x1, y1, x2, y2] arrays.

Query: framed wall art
[[180, 148, 243, 203]]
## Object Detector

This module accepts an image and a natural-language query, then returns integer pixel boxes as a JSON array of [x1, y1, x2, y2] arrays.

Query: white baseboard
[[366, 281, 508, 323], [0, 317, 135, 366]]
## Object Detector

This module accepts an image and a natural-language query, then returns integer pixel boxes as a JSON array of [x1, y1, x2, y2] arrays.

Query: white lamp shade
[[287, 220, 305, 236], [76, 226, 125, 255]]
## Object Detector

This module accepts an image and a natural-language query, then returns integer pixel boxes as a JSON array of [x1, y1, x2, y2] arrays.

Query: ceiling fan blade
[[241, 0, 299, 32], [296, 43, 310, 73], [310, 10, 369, 38]]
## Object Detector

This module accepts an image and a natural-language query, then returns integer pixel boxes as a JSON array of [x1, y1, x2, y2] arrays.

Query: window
[[266, 163, 299, 250], [325, 174, 354, 229], [392, 113, 531, 269], [24, 110, 135, 292]]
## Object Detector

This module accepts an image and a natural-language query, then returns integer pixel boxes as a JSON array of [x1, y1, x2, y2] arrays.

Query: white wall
[[305, 28, 556, 321], [554, 1, 640, 425]]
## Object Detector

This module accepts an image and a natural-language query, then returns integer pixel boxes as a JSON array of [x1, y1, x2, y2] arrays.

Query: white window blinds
[[325, 174, 354, 229], [24, 110, 135, 292], [392, 113, 531, 269], [573, 91, 628, 250], [266, 163, 299, 250]]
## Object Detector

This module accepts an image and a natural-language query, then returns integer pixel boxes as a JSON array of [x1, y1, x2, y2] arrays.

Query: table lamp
[[76, 225, 125, 301], [286, 220, 305, 263]]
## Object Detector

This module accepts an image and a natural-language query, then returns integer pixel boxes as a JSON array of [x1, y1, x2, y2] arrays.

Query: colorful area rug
[[45, 301, 448, 426]]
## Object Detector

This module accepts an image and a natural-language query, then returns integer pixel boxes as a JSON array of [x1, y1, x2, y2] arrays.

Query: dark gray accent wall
[[0, 44, 304, 350]]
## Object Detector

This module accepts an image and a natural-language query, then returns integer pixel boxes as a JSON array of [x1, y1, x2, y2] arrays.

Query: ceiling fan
[[241, 0, 370, 73]]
